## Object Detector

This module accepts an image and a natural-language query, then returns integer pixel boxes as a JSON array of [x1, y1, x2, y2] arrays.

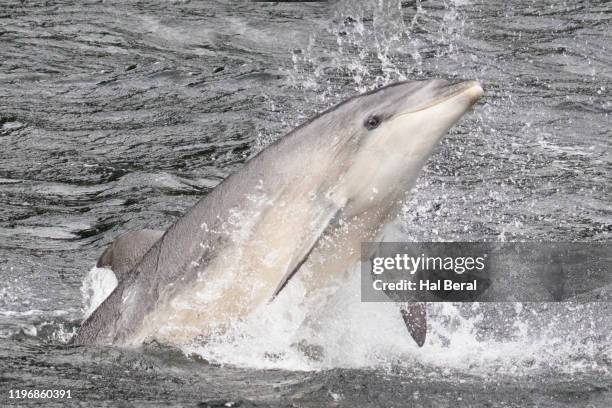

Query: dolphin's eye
[[364, 115, 381, 130]]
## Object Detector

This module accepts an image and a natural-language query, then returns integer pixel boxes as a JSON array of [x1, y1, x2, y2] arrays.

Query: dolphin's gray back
[[72, 120, 335, 344]]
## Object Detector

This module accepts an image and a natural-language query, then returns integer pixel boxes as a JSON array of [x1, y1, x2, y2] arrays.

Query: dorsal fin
[[97, 229, 164, 282]]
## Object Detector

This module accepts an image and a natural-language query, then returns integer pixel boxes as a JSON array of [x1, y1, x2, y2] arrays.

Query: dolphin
[[73, 79, 483, 347]]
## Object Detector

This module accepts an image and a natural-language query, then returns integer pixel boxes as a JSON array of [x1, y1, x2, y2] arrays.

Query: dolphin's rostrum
[[73, 79, 483, 347]]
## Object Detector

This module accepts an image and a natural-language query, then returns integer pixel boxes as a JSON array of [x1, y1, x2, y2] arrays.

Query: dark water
[[1, 0, 611, 406]]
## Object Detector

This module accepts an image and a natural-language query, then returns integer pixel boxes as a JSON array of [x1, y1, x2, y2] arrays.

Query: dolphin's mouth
[[396, 80, 484, 116]]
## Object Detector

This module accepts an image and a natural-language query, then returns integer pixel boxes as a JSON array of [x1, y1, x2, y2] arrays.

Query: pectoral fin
[[399, 302, 427, 347], [270, 204, 342, 301]]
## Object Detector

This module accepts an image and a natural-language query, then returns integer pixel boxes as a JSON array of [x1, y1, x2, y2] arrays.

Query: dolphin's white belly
[[130, 198, 389, 344], [129, 187, 346, 343]]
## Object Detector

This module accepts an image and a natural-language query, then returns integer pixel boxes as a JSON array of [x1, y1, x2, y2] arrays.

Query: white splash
[[80, 267, 118, 319], [185, 266, 610, 376]]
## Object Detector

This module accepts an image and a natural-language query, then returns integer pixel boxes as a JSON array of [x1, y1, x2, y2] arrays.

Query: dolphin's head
[[320, 79, 483, 216]]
